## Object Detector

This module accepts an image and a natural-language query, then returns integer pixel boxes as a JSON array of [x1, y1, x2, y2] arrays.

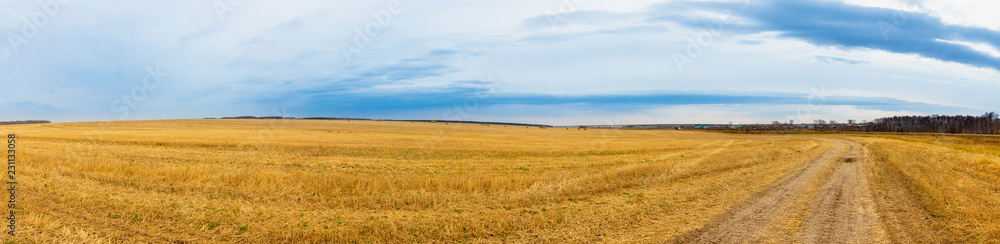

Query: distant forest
[[0, 120, 51, 125], [713, 112, 1000, 135], [216, 116, 298, 120], [869, 112, 999, 134]]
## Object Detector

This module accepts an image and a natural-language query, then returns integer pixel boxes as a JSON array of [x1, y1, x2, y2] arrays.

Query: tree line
[[217, 116, 297, 120], [869, 112, 999, 134], [707, 112, 1000, 135], [0, 120, 51, 125]]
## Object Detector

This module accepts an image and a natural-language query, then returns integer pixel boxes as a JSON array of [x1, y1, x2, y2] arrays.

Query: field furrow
[[2, 120, 996, 243]]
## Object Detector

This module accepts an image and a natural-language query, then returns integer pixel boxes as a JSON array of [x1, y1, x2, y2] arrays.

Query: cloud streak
[[0, 0, 997, 123], [288, 89, 975, 120], [654, 0, 1000, 71]]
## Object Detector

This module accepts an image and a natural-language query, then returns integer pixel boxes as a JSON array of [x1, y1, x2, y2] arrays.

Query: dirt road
[[672, 139, 889, 243]]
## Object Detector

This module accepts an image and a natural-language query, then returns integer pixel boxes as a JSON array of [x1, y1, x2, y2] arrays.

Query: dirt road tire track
[[800, 140, 888, 243], [672, 139, 889, 243]]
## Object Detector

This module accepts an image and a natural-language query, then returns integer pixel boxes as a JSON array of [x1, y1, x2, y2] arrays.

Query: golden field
[[856, 134, 1000, 242], [1, 119, 998, 243]]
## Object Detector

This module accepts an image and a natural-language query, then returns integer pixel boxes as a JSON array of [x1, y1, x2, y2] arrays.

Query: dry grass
[[850, 134, 1000, 243], [2, 119, 833, 243], [4, 120, 999, 243]]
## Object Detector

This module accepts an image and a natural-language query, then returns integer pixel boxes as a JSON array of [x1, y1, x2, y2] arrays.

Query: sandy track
[[800, 141, 888, 243], [672, 139, 889, 243]]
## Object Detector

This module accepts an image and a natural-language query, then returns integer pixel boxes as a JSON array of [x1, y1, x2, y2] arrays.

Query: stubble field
[[2, 119, 998, 243]]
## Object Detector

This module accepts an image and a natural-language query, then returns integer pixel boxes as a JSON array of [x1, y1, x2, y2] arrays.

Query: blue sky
[[1, 0, 998, 125]]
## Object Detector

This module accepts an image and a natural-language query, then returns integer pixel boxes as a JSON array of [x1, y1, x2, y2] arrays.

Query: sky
[[1, 0, 998, 125]]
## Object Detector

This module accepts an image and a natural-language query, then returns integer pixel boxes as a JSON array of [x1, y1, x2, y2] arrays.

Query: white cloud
[[0, 0, 997, 123], [473, 104, 920, 126], [935, 39, 1000, 58], [843, 0, 1000, 30]]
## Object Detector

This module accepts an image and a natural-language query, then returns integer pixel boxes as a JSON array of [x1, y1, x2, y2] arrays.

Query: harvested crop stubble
[[0, 120, 879, 242]]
